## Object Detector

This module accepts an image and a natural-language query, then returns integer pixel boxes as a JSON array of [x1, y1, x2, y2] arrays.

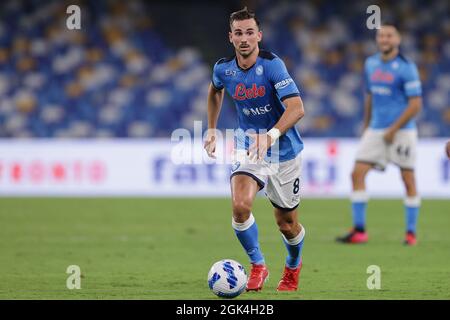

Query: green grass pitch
[[0, 197, 449, 299]]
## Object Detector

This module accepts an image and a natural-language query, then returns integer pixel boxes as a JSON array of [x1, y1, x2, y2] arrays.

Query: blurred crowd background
[[0, 0, 448, 138]]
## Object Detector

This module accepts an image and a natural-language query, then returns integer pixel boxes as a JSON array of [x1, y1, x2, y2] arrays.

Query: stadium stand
[[0, 0, 448, 138]]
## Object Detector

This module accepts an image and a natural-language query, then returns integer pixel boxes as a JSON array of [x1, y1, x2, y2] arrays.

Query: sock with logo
[[282, 225, 305, 269], [232, 213, 265, 265]]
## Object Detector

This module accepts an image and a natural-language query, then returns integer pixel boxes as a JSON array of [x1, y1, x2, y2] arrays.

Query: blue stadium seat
[[0, 0, 448, 138]]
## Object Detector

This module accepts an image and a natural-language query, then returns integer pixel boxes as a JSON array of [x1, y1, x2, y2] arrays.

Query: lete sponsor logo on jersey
[[232, 83, 266, 100], [371, 69, 394, 83]]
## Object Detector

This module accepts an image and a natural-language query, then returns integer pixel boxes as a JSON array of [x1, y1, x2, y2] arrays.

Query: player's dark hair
[[380, 20, 400, 32], [229, 7, 260, 30]]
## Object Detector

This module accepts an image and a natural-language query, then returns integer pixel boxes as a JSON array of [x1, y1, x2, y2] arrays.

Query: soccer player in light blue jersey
[[337, 23, 423, 246], [204, 7, 306, 291]]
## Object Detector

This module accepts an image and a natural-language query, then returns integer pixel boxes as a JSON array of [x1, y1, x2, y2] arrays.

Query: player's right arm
[[362, 59, 372, 132], [446, 140, 450, 159], [362, 93, 372, 132], [204, 83, 224, 158]]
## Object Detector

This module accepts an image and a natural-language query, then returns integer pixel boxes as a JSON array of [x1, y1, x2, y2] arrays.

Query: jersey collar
[[234, 55, 258, 72]]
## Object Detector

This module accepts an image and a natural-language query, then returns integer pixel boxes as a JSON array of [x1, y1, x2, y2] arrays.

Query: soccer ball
[[207, 259, 248, 298]]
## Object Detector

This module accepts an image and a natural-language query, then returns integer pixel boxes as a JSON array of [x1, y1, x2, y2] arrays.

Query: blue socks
[[350, 192, 421, 234], [351, 191, 368, 231], [405, 197, 421, 234], [232, 213, 264, 265], [352, 202, 367, 230], [281, 226, 305, 269], [233, 214, 306, 269]]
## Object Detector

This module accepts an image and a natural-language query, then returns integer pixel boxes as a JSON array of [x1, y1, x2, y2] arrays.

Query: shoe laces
[[249, 264, 264, 279], [282, 268, 296, 283]]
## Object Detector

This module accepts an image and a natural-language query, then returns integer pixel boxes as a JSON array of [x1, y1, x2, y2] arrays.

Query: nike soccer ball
[[207, 259, 248, 298]]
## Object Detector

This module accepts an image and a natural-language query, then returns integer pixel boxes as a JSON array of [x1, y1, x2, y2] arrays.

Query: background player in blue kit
[[337, 23, 423, 246], [204, 7, 306, 291]]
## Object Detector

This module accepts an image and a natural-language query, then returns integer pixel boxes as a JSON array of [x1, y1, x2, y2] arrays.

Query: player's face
[[229, 19, 262, 58], [376, 26, 401, 55]]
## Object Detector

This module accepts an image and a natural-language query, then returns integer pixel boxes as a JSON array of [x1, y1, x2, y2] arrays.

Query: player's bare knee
[[277, 218, 296, 234], [404, 181, 416, 195], [232, 200, 252, 222], [402, 177, 414, 188], [351, 169, 362, 183], [351, 170, 357, 184], [401, 173, 414, 184], [401, 172, 415, 188], [352, 170, 367, 189]]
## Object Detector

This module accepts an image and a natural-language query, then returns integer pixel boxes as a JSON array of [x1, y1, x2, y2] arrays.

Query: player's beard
[[380, 45, 395, 55], [238, 46, 256, 58]]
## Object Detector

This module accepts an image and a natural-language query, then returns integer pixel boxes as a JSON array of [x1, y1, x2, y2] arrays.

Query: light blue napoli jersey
[[212, 50, 303, 162], [364, 53, 422, 129]]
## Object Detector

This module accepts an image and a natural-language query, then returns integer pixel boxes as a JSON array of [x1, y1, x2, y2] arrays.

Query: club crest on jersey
[[256, 65, 263, 75], [232, 83, 266, 101]]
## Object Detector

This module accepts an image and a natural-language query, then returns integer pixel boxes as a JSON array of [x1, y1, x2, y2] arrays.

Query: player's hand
[[446, 140, 450, 159], [248, 133, 273, 161], [204, 131, 217, 159], [383, 127, 397, 144]]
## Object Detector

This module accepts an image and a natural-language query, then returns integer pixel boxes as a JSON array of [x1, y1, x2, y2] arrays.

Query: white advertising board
[[0, 139, 448, 198]]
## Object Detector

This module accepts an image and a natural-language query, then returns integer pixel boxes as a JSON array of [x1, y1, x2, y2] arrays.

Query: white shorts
[[230, 151, 302, 210], [355, 128, 417, 170]]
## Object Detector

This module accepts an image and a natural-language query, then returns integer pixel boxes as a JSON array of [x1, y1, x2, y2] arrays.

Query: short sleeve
[[211, 61, 224, 90], [403, 62, 422, 97], [268, 58, 300, 101]]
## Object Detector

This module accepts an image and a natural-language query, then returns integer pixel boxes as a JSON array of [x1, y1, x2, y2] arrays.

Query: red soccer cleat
[[246, 264, 269, 291], [336, 228, 368, 244], [404, 231, 417, 246], [277, 263, 302, 291]]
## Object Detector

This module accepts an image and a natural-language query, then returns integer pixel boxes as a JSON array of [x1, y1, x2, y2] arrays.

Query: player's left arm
[[271, 96, 305, 134], [446, 140, 450, 159], [249, 58, 304, 160], [384, 96, 422, 143], [249, 96, 304, 160], [384, 62, 423, 144]]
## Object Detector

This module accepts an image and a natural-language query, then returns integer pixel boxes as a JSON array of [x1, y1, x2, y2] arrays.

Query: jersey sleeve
[[402, 62, 422, 97], [268, 58, 300, 101], [211, 61, 224, 90]]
